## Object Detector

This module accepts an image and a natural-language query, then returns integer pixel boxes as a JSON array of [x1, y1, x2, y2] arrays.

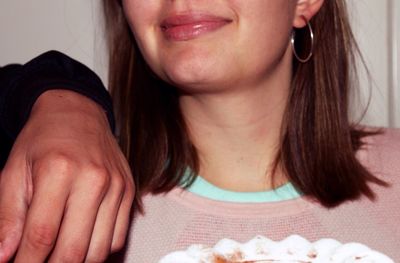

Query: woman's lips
[[160, 14, 232, 41]]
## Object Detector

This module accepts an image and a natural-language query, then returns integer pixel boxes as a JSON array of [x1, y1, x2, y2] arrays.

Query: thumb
[[0, 162, 29, 262]]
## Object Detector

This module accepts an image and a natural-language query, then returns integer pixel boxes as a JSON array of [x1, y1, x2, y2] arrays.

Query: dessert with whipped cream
[[159, 235, 394, 263]]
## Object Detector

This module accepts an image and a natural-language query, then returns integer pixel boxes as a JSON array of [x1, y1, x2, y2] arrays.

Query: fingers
[[0, 161, 29, 263], [110, 177, 135, 254], [0, 189, 25, 262], [85, 174, 125, 262], [48, 168, 109, 263], [1, 149, 134, 263], [13, 163, 71, 263], [111, 158, 135, 253], [85, 161, 134, 262]]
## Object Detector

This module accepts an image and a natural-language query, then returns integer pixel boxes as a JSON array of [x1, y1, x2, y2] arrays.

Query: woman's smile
[[160, 12, 233, 41], [123, 0, 297, 91]]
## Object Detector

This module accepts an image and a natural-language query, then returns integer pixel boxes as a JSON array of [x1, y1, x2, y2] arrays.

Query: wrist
[[30, 89, 109, 128]]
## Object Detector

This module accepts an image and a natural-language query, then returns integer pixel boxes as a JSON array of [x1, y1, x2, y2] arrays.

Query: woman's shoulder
[[360, 127, 400, 181], [363, 127, 400, 155]]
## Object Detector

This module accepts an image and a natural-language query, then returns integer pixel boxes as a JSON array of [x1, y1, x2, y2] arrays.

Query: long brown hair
[[103, 0, 387, 209]]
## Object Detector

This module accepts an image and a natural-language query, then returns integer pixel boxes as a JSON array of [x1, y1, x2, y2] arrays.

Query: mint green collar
[[185, 175, 302, 203]]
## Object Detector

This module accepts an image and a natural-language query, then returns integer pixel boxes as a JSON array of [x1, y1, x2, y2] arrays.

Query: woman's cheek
[[123, 2, 164, 73]]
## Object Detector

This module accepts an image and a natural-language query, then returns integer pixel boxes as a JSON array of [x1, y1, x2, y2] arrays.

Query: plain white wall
[[1, 0, 399, 127], [391, 0, 400, 127], [350, 0, 400, 128], [0, 0, 107, 82], [348, 0, 391, 127]]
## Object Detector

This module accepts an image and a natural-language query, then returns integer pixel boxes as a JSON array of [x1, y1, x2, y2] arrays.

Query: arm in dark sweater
[[0, 51, 115, 167]]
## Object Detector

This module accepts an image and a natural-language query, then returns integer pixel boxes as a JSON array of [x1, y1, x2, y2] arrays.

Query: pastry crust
[[159, 235, 394, 263]]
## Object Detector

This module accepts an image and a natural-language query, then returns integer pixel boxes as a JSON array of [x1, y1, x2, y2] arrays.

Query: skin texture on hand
[[0, 90, 135, 262]]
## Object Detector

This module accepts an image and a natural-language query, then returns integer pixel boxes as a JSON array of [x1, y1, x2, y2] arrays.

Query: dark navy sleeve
[[0, 50, 115, 168]]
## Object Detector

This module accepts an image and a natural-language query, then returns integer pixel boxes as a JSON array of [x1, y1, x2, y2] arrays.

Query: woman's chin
[[163, 64, 226, 92]]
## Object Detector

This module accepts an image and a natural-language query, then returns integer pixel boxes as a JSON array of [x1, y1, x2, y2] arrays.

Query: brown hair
[[103, 0, 387, 209]]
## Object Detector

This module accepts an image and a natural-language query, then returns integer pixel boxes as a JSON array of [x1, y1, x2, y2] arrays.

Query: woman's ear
[[293, 0, 325, 28]]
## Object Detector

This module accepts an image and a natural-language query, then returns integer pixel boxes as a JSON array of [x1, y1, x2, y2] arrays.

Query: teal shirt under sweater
[[186, 175, 302, 203]]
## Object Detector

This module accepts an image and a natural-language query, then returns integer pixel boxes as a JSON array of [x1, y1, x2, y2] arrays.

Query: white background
[[0, 0, 399, 128]]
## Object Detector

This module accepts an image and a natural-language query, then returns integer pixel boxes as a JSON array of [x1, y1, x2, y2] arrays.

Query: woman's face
[[122, 0, 298, 92]]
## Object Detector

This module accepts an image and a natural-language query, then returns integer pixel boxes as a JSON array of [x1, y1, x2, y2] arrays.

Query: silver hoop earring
[[291, 16, 314, 63]]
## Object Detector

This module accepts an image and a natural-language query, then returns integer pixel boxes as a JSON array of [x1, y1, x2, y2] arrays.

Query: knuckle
[[43, 152, 74, 166], [59, 244, 87, 263], [86, 251, 109, 263], [33, 152, 75, 176], [111, 238, 126, 253], [86, 259, 106, 263], [125, 180, 136, 203], [124, 176, 135, 197], [25, 224, 56, 249], [0, 214, 19, 229], [85, 163, 108, 178], [82, 166, 110, 194], [127, 176, 135, 192], [112, 175, 126, 196]]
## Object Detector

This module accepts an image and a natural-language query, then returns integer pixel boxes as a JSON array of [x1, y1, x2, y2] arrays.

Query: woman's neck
[[180, 66, 291, 192]]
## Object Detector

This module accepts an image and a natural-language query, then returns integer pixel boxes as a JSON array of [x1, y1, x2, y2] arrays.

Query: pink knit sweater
[[122, 129, 400, 262]]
